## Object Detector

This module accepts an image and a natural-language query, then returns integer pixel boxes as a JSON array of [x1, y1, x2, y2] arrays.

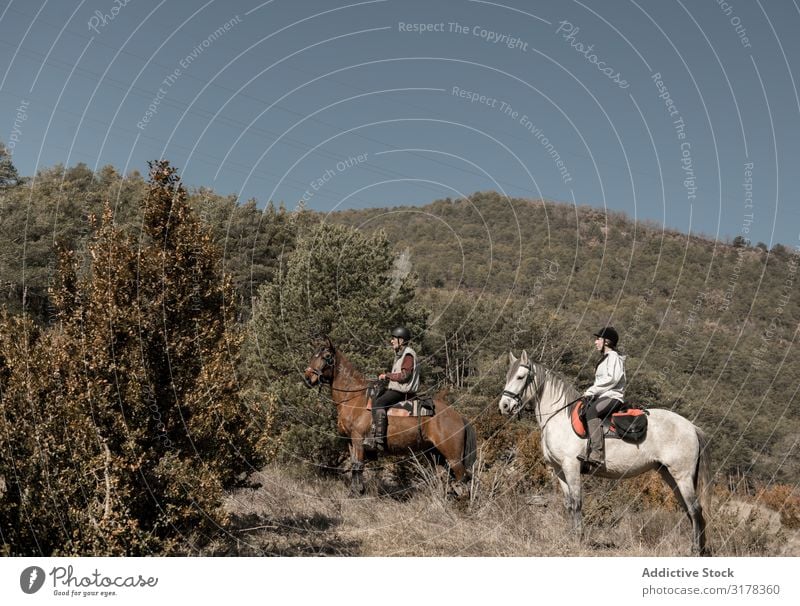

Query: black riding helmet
[[391, 326, 411, 341], [593, 326, 619, 349]]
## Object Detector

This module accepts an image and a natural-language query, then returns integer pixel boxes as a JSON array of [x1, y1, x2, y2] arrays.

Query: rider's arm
[[384, 354, 414, 383]]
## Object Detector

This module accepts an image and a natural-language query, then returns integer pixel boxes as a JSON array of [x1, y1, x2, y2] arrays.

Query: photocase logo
[[20, 566, 45, 594]]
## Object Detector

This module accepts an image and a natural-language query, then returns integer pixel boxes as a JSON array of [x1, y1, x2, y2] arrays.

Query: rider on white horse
[[578, 327, 627, 471]]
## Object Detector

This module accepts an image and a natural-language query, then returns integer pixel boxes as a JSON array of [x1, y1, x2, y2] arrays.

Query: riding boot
[[373, 409, 388, 453], [577, 418, 605, 469], [363, 394, 377, 450]]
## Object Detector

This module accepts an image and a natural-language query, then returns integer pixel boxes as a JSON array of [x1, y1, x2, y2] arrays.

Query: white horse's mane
[[511, 355, 581, 411], [533, 361, 581, 401]]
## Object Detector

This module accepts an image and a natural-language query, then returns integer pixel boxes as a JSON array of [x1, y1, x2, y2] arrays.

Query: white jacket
[[584, 350, 626, 401]]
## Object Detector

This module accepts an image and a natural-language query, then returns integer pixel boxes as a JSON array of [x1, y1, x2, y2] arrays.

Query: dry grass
[[207, 454, 798, 557]]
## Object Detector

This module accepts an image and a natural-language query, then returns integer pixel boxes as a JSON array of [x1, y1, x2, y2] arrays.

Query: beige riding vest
[[388, 346, 420, 394]]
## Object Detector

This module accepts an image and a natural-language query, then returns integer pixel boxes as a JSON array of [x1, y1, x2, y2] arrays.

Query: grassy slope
[[213, 464, 798, 557]]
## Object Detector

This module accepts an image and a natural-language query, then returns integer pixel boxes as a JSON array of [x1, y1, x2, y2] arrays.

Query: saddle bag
[[611, 407, 649, 442]]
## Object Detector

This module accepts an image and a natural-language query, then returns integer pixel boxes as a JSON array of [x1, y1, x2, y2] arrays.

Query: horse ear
[[521, 350, 529, 364], [310, 332, 325, 347], [324, 335, 335, 352], [509, 351, 518, 365]]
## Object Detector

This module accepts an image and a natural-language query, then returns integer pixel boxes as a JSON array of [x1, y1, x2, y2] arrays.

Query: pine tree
[[247, 221, 426, 467], [0, 141, 20, 188], [187, 191, 303, 320], [0, 161, 265, 555]]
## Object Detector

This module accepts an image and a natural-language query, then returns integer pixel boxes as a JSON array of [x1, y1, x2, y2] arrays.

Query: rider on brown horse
[[364, 326, 420, 453], [577, 326, 627, 471]]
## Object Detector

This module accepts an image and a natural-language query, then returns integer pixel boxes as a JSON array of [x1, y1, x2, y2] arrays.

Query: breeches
[[585, 395, 623, 420], [372, 389, 410, 411]]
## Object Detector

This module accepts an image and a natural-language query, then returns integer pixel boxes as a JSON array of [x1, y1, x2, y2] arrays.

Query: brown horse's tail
[[462, 420, 477, 477], [694, 426, 711, 513]]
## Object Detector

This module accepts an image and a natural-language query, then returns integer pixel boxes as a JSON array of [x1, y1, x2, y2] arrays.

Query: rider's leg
[[367, 389, 403, 452], [578, 396, 620, 467]]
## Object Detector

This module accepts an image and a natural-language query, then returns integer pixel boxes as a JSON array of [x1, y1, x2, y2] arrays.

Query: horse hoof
[[448, 483, 469, 500]]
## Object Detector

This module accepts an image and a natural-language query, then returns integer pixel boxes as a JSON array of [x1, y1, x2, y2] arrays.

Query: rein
[[541, 397, 577, 430], [330, 384, 369, 393], [305, 366, 370, 393]]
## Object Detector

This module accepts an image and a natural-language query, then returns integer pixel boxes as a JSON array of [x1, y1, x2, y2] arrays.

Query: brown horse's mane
[[333, 348, 368, 385], [327, 346, 378, 410]]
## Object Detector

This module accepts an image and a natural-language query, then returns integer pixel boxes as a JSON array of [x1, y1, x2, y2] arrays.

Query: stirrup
[[363, 423, 377, 450], [580, 460, 601, 474], [363, 429, 385, 452], [577, 453, 603, 473], [577, 453, 603, 465], [363, 437, 384, 453]]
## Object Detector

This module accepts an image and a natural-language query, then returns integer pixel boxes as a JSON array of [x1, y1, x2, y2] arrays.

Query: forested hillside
[[331, 192, 800, 483]]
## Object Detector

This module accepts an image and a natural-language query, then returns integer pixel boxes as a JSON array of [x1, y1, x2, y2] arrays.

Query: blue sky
[[2, 0, 799, 246]]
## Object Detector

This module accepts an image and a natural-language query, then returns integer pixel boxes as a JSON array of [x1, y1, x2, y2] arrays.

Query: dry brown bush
[[756, 483, 800, 529]]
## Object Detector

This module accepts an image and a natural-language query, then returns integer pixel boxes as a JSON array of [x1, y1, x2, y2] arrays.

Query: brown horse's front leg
[[348, 440, 366, 495]]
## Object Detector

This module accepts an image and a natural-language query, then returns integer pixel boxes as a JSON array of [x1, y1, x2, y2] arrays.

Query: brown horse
[[303, 338, 477, 495]]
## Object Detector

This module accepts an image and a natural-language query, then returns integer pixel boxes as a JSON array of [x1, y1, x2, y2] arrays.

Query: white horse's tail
[[694, 426, 711, 513]]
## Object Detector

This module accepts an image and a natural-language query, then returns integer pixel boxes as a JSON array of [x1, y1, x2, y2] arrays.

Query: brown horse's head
[[303, 338, 336, 387]]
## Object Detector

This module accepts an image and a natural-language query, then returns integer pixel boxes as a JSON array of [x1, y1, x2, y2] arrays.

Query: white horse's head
[[499, 350, 532, 416]]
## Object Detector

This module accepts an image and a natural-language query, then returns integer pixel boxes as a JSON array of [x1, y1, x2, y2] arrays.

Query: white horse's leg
[[658, 466, 707, 556], [554, 465, 583, 538]]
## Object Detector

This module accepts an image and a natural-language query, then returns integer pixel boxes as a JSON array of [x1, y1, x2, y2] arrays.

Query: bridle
[[305, 348, 335, 386], [501, 363, 538, 414], [304, 347, 369, 396]]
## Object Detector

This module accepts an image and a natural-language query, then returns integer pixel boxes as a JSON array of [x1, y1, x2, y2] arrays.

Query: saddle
[[569, 399, 649, 442], [365, 382, 435, 417], [386, 398, 436, 417]]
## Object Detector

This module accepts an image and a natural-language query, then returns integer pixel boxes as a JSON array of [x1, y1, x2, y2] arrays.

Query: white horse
[[498, 350, 711, 555]]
